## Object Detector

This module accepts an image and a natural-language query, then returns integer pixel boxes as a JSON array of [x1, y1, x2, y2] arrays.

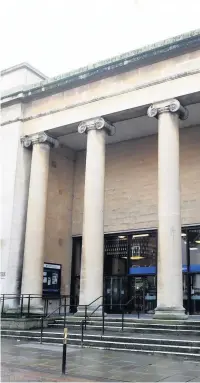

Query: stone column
[[148, 99, 188, 320], [21, 133, 58, 312], [77, 117, 115, 315]]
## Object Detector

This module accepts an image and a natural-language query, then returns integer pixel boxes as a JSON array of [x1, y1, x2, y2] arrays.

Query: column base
[[23, 306, 44, 315], [4, 305, 44, 316], [3, 298, 20, 313], [153, 306, 188, 320], [75, 305, 103, 317], [20, 296, 44, 315], [4, 307, 21, 315]]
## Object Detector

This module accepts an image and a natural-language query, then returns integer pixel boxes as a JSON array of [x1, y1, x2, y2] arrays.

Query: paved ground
[[1, 338, 200, 382]]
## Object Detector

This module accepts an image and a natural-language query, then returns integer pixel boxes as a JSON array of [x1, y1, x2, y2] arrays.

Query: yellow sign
[[64, 328, 68, 339]]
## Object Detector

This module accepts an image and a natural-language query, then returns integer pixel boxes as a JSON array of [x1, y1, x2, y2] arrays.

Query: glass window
[[129, 232, 156, 275], [73, 238, 82, 277], [189, 229, 200, 273], [181, 229, 188, 272], [104, 235, 128, 276]]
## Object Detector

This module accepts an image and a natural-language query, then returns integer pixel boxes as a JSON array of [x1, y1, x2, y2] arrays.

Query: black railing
[[83, 296, 103, 329], [39, 295, 103, 343], [1, 293, 154, 347], [80, 294, 145, 346], [40, 303, 73, 343], [0, 294, 75, 318]]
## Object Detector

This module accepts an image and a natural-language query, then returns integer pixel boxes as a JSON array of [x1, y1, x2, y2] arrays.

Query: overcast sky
[[1, 0, 200, 77]]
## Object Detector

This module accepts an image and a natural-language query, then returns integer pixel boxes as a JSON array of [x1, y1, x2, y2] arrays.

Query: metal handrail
[[87, 296, 103, 308], [121, 295, 136, 330], [40, 303, 77, 344], [84, 295, 103, 327], [81, 304, 102, 346], [40, 302, 83, 344], [80, 295, 145, 346], [40, 295, 103, 343], [0, 293, 74, 318]]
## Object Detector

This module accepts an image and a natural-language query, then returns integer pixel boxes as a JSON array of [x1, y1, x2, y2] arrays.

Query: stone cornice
[[1, 29, 200, 103], [147, 99, 188, 120], [1, 68, 199, 126], [21, 132, 59, 148], [78, 117, 115, 136]]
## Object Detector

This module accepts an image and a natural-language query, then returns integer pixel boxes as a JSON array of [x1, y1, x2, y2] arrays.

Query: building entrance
[[182, 227, 200, 315], [70, 226, 200, 315], [104, 275, 156, 314]]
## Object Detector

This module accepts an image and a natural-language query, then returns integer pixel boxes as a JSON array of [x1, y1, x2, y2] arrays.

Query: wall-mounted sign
[[43, 263, 61, 296], [0, 272, 6, 279]]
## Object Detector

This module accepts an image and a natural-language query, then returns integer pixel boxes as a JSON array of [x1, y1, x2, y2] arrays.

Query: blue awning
[[129, 264, 200, 275]]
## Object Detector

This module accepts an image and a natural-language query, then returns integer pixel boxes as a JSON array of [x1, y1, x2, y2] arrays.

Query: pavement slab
[[1, 338, 200, 382]]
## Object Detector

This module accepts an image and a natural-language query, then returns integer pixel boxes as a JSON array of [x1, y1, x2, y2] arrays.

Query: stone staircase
[[2, 315, 200, 359]]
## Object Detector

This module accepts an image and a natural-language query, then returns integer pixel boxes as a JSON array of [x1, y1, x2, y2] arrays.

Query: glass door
[[182, 227, 200, 314], [104, 234, 128, 313], [183, 273, 189, 312], [189, 228, 200, 314], [144, 275, 157, 313], [190, 274, 200, 314], [128, 276, 157, 313], [70, 238, 82, 312], [129, 276, 145, 313], [104, 276, 128, 313]]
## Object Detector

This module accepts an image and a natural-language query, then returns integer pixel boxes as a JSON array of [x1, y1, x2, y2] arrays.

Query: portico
[[1, 30, 200, 318], [19, 99, 196, 319]]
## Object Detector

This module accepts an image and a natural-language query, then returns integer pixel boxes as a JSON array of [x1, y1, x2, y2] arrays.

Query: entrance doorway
[[70, 226, 200, 315], [103, 275, 156, 314], [129, 275, 157, 314], [104, 276, 128, 313], [182, 227, 200, 315]]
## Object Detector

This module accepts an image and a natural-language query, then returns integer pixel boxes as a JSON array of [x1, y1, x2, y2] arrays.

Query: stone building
[[1, 30, 200, 319]]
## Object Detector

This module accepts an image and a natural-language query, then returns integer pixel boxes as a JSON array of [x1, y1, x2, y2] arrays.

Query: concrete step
[[52, 318, 200, 328], [65, 315, 200, 321], [54, 317, 200, 328], [2, 329, 200, 359], [49, 322, 200, 336], [51, 317, 200, 335]]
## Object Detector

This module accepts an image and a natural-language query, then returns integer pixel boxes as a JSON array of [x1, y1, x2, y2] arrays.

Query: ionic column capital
[[78, 117, 115, 136], [21, 132, 59, 149], [147, 99, 188, 120]]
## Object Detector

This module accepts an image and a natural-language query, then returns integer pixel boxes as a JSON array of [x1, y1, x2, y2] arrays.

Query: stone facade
[[22, 49, 200, 132], [1, 30, 200, 318], [45, 148, 74, 294], [72, 126, 200, 235]]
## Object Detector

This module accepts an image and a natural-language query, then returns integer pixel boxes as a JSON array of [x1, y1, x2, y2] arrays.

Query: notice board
[[43, 263, 61, 296]]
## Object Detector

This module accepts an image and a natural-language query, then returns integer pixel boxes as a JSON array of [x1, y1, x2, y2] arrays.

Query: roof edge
[[1, 62, 47, 80], [2, 29, 200, 102], [49, 29, 200, 83]]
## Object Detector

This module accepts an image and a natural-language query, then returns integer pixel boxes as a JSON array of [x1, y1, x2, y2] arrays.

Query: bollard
[[27, 295, 30, 317], [122, 309, 124, 331], [81, 321, 84, 347], [40, 317, 44, 344], [1, 295, 5, 315], [62, 327, 68, 375]]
